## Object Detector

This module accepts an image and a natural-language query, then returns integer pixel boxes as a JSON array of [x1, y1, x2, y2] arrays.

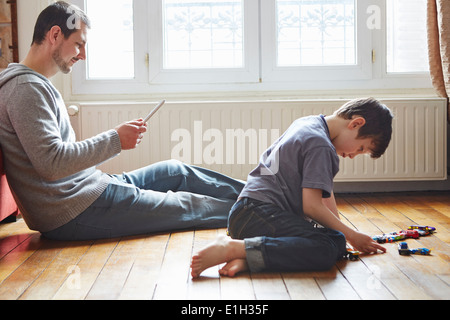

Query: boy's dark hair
[[32, 1, 91, 45], [336, 98, 393, 159]]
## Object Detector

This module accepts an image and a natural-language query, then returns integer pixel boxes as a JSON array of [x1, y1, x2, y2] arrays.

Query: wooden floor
[[0, 192, 449, 300]]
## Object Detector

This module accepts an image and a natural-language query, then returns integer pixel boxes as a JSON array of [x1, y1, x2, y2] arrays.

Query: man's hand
[[115, 119, 147, 150]]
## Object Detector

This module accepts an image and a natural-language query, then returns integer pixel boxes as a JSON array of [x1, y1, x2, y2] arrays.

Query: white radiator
[[77, 98, 448, 182]]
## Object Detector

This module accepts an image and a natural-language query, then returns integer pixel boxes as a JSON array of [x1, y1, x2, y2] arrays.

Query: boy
[[191, 98, 393, 278]]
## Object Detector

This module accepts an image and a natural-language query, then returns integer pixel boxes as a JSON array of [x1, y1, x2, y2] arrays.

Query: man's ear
[[47, 26, 63, 45], [348, 116, 366, 130]]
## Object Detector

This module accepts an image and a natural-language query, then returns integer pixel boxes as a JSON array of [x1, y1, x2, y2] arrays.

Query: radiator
[[77, 98, 448, 182]]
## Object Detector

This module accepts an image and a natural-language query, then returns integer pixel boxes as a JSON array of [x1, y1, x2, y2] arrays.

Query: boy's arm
[[322, 191, 340, 220], [303, 188, 386, 254]]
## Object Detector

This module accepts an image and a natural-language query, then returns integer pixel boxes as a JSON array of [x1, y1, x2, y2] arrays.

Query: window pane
[[163, 0, 244, 69], [386, 0, 429, 73], [85, 0, 134, 79], [276, 0, 356, 67]]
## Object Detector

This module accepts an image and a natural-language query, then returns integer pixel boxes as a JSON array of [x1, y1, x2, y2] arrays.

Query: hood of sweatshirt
[[0, 63, 48, 89]]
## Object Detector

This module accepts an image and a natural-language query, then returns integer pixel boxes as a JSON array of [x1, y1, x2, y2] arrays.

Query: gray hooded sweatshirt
[[0, 63, 121, 232]]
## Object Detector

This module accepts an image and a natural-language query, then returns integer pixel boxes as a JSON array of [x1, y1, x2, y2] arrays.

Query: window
[[260, 0, 372, 83], [71, 0, 431, 95], [386, 0, 429, 73], [146, 0, 259, 85], [85, 0, 134, 79], [276, 0, 356, 67], [163, 0, 244, 69]]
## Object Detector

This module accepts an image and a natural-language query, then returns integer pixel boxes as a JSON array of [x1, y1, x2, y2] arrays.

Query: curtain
[[427, 0, 450, 122]]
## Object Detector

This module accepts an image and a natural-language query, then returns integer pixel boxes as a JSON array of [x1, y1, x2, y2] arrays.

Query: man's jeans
[[44, 160, 244, 241], [228, 198, 347, 273]]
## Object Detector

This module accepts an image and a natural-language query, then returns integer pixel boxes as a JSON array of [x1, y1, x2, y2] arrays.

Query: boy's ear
[[348, 116, 366, 130]]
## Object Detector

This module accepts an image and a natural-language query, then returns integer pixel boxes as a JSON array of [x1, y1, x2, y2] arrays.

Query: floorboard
[[0, 191, 449, 300]]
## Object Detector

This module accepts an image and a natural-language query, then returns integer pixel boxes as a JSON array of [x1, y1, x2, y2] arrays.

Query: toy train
[[373, 225, 436, 244]]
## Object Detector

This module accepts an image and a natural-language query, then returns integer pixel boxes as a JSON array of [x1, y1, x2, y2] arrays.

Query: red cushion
[[0, 148, 4, 175], [0, 148, 19, 221]]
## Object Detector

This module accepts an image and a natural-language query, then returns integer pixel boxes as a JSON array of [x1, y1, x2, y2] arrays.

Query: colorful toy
[[398, 242, 431, 256], [343, 249, 360, 261], [410, 247, 432, 255], [398, 242, 410, 255], [408, 225, 436, 234], [373, 232, 405, 243], [398, 229, 420, 239], [373, 225, 435, 243], [416, 229, 430, 236]]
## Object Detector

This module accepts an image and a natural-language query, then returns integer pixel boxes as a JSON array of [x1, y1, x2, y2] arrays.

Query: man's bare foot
[[191, 235, 246, 278], [219, 259, 248, 277]]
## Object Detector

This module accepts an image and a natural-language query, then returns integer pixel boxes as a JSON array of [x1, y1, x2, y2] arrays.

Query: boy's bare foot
[[191, 235, 246, 278], [219, 259, 248, 277]]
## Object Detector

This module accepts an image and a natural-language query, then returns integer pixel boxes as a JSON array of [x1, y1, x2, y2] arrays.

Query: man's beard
[[52, 46, 72, 74]]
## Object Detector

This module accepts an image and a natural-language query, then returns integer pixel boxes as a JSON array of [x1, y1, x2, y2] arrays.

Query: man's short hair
[[336, 98, 394, 159], [32, 1, 91, 45]]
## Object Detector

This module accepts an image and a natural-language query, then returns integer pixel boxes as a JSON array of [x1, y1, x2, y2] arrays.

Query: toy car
[[398, 242, 410, 255], [373, 232, 405, 243], [397, 242, 431, 256], [399, 229, 420, 239], [344, 249, 360, 261], [410, 247, 431, 255], [408, 225, 436, 233], [416, 229, 430, 236]]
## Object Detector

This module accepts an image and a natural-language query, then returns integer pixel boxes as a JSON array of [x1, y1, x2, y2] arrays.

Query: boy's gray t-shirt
[[240, 115, 340, 217]]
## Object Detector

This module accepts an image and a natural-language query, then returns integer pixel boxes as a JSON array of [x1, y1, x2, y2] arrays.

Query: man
[[0, 1, 244, 241]]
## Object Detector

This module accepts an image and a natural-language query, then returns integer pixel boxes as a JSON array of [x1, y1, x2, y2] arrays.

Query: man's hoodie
[[0, 63, 121, 232]]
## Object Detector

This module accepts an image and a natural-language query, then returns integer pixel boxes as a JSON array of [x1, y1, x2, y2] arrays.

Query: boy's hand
[[302, 188, 386, 255], [347, 230, 386, 254], [115, 119, 147, 150]]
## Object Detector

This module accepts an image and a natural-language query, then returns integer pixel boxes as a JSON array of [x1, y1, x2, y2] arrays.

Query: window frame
[[261, 0, 373, 83], [71, 0, 150, 95], [147, 0, 260, 85], [69, 0, 432, 97]]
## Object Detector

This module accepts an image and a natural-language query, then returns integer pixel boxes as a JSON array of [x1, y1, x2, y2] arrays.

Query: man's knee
[[157, 159, 188, 175]]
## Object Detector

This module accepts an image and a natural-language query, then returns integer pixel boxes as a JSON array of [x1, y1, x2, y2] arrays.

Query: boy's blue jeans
[[228, 197, 347, 273], [43, 160, 244, 241]]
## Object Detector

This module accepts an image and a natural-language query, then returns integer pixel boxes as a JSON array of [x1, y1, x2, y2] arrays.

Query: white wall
[[17, 0, 64, 90], [17, 0, 45, 60]]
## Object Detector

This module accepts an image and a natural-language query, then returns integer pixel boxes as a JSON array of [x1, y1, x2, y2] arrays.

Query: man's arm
[[303, 188, 386, 254], [115, 119, 147, 150], [8, 84, 145, 181]]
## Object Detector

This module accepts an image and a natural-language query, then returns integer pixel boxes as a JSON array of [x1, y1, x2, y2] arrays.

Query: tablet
[[144, 100, 166, 123]]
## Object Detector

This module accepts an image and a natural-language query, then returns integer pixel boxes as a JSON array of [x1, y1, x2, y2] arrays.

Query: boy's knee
[[313, 233, 345, 271], [334, 231, 347, 253], [316, 246, 340, 271]]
